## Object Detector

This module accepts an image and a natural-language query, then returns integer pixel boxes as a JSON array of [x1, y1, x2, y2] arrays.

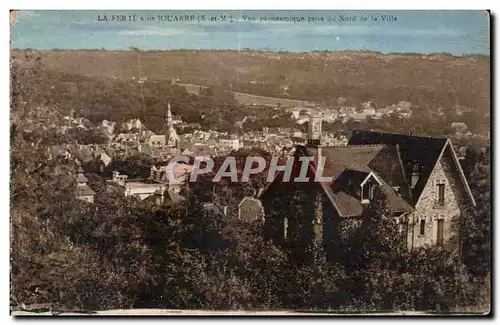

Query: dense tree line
[[460, 147, 491, 278]]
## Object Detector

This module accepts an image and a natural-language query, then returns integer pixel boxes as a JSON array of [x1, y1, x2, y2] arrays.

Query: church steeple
[[166, 101, 173, 127], [164, 101, 179, 149]]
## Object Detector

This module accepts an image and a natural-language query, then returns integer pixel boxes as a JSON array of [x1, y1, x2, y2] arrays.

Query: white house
[[218, 137, 241, 151]]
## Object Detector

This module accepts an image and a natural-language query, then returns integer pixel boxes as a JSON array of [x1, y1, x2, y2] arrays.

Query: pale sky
[[11, 10, 490, 55]]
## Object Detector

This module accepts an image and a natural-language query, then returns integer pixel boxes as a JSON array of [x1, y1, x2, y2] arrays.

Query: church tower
[[307, 113, 322, 147], [166, 101, 173, 128], [164, 101, 180, 149]]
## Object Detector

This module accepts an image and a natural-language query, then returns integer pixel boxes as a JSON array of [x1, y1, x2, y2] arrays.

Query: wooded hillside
[[11, 49, 490, 114]]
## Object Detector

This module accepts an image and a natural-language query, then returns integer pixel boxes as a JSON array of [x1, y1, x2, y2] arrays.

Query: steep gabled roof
[[348, 130, 448, 205], [444, 140, 476, 207], [261, 144, 413, 218], [304, 145, 384, 186], [261, 129, 475, 219], [416, 139, 476, 207], [307, 145, 384, 175], [322, 164, 412, 217]]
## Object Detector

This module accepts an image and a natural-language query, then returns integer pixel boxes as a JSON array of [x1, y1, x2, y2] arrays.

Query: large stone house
[[259, 117, 475, 257]]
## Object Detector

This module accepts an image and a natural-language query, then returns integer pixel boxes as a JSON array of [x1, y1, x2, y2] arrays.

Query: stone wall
[[409, 146, 468, 251]]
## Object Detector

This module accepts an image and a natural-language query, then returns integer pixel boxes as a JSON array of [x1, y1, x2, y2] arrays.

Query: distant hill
[[10, 54, 298, 134], [11, 49, 490, 114]]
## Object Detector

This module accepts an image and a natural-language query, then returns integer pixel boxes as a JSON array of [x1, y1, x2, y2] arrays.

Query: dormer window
[[360, 172, 382, 204]]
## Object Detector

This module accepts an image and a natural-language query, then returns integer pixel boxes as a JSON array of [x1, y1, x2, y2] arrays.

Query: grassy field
[[180, 83, 312, 107]]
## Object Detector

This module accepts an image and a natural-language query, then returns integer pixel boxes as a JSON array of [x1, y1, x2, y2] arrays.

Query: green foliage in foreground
[[10, 52, 490, 313], [10, 173, 490, 312], [10, 123, 491, 312]]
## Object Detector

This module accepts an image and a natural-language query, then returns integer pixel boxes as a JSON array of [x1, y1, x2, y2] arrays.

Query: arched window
[[361, 173, 381, 203], [361, 182, 375, 201]]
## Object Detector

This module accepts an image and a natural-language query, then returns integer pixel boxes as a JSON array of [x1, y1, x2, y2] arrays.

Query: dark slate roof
[[330, 168, 369, 193], [306, 145, 384, 180], [330, 191, 365, 217], [298, 144, 413, 217], [348, 130, 448, 205], [377, 176, 413, 214], [330, 170, 413, 217]]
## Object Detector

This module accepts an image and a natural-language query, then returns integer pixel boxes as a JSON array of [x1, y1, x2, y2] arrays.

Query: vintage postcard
[[10, 10, 491, 316]]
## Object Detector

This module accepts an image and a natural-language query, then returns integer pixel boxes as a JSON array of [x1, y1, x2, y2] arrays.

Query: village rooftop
[[166, 155, 332, 183]]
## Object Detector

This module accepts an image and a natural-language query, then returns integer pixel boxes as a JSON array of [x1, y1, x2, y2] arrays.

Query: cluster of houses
[[72, 102, 265, 219], [63, 97, 419, 174], [73, 102, 476, 258], [288, 100, 413, 124]]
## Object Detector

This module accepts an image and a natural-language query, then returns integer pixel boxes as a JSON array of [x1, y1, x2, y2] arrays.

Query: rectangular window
[[437, 219, 444, 246], [420, 219, 425, 235], [437, 183, 445, 206]]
